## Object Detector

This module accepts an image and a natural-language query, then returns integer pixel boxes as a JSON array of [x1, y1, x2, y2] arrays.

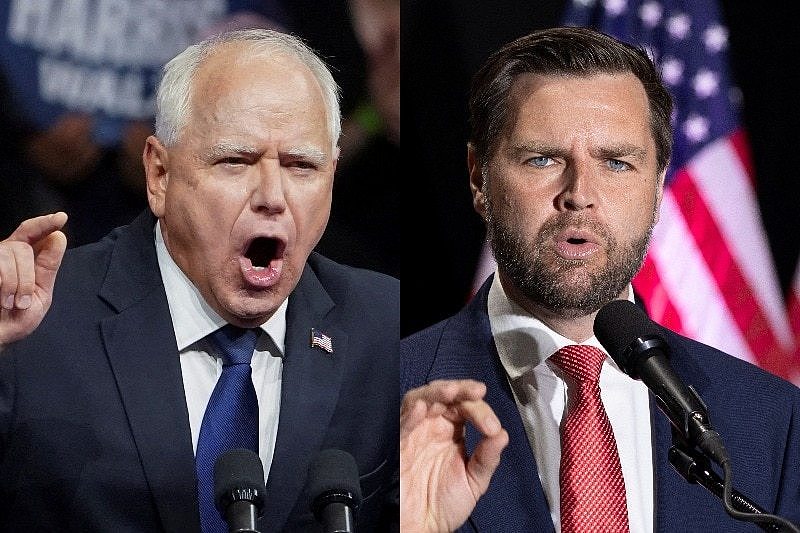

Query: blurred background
[[0, 0, 400, 280]]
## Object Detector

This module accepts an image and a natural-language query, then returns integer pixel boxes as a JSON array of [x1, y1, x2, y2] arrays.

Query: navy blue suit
[[0, 211, 399, 532], [401, 278, 800, 532]]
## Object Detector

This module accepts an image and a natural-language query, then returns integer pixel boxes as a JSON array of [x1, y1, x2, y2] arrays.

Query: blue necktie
[[196, 325, 260, 533]]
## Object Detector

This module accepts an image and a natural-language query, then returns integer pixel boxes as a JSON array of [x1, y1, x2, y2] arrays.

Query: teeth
[[253, 266, 266, 271]]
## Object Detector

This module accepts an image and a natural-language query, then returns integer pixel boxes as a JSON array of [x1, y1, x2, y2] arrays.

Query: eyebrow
[[508, 141, 649, 162], [206, 143, 260, 160], [205, 143, 329, 166], [594, 144, 649, 163], [508, 141, 568, 159], [283, 146, 328, 166]]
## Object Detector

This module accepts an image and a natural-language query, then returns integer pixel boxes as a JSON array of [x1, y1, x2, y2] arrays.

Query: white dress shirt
[[154, 221, 285, 481], [488, 274, 654, 533]]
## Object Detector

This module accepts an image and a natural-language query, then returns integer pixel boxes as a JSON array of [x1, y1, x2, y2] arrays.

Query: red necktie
[[550, 345, 630, 533]]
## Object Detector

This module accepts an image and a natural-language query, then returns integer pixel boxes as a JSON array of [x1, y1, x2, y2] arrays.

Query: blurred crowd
[[0, 0, 399, 279]]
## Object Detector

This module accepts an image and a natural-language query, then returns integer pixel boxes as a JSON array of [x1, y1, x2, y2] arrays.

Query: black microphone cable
[[720, 459, 800, 533], [595, 299, 800, 533]]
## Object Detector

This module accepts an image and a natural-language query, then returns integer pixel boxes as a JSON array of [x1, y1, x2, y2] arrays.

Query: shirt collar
[[487, 272, 632, 381], [154, 221, 287, 352]]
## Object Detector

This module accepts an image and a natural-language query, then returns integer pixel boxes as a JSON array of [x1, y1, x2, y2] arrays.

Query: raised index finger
[[7, 212, 68, 245]]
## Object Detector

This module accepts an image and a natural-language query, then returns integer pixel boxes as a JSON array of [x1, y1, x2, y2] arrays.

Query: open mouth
[[554, 230, 599, 259], [566, 237, 588, 245], [244, 237, 283, 270], [239, 236, 286, 288]]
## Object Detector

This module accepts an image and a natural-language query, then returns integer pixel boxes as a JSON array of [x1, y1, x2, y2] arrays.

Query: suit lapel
[[99, 212, 200, 533], [260, 262, 348, 531], [464, 366, 555, 533], [430, 280, 555, 532], [651, 331, 715, 533]]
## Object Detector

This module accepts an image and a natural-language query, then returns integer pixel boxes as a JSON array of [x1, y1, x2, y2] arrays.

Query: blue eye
[[608, 159, 630, 171], [527, 156, 552, 167]]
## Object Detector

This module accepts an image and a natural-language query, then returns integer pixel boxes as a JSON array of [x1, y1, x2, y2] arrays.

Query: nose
[[249, 160, 287, 215], [556, 159, 596, 211]]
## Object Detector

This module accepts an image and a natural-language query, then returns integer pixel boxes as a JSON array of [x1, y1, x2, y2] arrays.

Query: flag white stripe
[[689, 138, 792, 347], [649, 190, 755, 364]]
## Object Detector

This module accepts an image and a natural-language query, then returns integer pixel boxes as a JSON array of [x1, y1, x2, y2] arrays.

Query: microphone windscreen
[[308, 448, 362, 505], [214, 448, 266, 511], [594, 300, 661, 368]]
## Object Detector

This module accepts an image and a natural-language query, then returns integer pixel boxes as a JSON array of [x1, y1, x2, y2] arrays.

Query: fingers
[[466, 426, 508, 498], [1, 213, 68, 309], [33, 230, 67, 296], [401, 379, 503, 441], [12, 242, 35, 309], [401, 379, 486, 437], [0, 241, 32, 310], [7, 212, 68, 245], [404, 379, 487, 406], [400, 379, 508, 523], [450, 398, 503, 439], [400, 394, 429, 439]]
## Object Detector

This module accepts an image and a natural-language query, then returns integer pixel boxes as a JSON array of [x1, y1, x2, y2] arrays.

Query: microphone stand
[[668, 433, 794, 532]]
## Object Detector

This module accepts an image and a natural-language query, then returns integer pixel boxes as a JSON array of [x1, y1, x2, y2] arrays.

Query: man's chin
[[541, 267, 596, 294], [219, 290, 286, 327], [537, 276, 628, 316]]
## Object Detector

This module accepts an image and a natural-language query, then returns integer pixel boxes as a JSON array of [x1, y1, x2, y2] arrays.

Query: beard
[[485, 198, 655, 318]]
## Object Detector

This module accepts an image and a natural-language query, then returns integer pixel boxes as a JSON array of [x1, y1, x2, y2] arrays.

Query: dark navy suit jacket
[[401, 278, 800, 532], [0, 211, 399, 532]]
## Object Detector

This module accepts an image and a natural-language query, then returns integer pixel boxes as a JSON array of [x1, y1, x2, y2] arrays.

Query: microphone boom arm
[[668, 434, 791, 532], [625, 335, 729, 465]]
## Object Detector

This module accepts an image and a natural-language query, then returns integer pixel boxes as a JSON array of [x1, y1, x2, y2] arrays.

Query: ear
[[143, 135, 169, 218], [331, 146, 340, 174], [468, 143, 487, 219]]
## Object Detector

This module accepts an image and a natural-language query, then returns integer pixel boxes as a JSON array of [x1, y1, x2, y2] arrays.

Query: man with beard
[[400, 27, 800, 532]]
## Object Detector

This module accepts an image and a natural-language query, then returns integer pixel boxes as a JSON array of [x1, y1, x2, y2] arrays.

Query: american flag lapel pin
[[310, 328, 334, 354]]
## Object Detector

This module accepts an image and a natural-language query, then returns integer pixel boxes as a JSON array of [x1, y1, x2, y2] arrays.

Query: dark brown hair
[[469, 26, 673, 173]]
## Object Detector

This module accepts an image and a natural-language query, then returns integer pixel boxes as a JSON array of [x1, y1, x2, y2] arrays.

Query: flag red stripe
[[786, 290, 800, 380], [633, 256, 685, 333], [789, 292, 800, 337], [669, 167, 791, 378]]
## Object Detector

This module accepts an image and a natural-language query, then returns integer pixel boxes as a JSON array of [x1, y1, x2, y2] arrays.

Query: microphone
[[593, 300, 729, 465], [214, 449, 267, 533], [308, 449, 362, 533]]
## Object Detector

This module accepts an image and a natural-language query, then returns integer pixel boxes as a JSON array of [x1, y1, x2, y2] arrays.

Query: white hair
[[155, 29, 341, 148]]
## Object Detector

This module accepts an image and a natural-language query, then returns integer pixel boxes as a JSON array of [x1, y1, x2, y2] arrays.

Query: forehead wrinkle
[[511, 140, 561, 153]]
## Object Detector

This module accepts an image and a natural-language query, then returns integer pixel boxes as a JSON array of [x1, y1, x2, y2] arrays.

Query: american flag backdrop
[[473, 0, 800, 383], [788, 264, 800, 372]]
